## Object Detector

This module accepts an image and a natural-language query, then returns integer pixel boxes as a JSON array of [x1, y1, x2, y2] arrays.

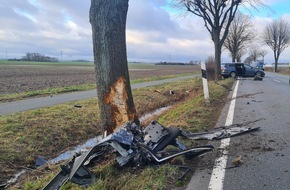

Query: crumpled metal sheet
[[143, 120, 169, 143], [182, 126, 260, 140], [111, 128, 134, 145]]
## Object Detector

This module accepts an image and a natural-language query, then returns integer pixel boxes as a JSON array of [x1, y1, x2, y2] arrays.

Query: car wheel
[[230, 72, 236, 78], [255, 72, 262, 77]]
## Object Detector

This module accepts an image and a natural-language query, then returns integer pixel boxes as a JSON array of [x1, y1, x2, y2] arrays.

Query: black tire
[[230, 72, 236, 78], [255, 71, 262, 77]]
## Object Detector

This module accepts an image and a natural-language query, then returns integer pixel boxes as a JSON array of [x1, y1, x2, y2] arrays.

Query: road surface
[[187, 72, 290, 190], [0, 75, 197, 116]]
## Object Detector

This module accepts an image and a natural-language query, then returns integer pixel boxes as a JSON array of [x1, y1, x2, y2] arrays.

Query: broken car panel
[[182, 125, 260, 140]]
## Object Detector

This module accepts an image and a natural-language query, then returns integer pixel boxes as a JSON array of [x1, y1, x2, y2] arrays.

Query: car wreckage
[[43, 120, 260, 189], [43, 120, 214, 189]]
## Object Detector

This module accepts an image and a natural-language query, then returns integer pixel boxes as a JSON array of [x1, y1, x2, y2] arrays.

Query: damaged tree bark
[[90, 0, 138, 134]]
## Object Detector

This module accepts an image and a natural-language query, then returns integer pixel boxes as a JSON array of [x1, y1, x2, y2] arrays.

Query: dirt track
[[0, 64, 197, 94]]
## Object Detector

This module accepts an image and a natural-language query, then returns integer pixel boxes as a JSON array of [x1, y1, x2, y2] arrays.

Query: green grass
[[0, 84, 96, 102], [130, 73, 192, 84], [158, 78, 231, 132]]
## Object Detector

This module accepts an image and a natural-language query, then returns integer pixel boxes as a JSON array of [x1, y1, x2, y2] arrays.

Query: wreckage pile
[[26, 120, 259, 189], [42, 120, 214, 189]]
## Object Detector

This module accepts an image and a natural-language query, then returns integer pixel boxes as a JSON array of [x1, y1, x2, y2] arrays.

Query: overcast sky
[[0, 0, 290, 64]]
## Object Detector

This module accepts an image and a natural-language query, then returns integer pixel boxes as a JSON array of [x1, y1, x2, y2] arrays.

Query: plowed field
[[0, 64, 199, 94]]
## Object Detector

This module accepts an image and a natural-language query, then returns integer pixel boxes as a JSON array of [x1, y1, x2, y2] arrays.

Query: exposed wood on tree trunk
[[90, 0, 139, 134]]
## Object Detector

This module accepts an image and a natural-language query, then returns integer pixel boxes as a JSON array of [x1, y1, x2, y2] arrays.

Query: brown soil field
[[0, 64, 199, 94]]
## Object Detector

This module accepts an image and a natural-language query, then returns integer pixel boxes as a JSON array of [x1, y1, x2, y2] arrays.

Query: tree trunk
[[232, 55, 235, 62], [274, 51, 279, 72], [213, 34, 222, 81], [90, 0, 139, 134], [274, 57, 278, 72]]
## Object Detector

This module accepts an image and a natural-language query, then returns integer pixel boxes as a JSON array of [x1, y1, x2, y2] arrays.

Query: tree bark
[[213, 31, 222, 81], [214, 43, 222, 80], [232, 54, 235, 62], [274, 55, 278, 72], [90, 0, 138, 134]]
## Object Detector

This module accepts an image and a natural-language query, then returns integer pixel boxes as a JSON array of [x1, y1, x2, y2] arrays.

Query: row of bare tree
[[175, 0, 290, 77], [223, 13, 290, 72]]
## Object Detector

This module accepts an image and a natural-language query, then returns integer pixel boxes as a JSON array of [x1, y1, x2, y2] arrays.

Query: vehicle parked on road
[[221, 63, 265, 78]]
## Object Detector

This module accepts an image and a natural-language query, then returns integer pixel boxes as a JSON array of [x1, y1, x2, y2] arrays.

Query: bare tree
[[248, 46, 260, 62], [174, 0, 264, 80], [244, 47, 267, 64], [262, 18, 290, 72], [223, 12, 254, 62], [236, 48, 247, 62], [244, 55, 254, 64], [90, 0, 139, 134], [259, 49, 267, 62]]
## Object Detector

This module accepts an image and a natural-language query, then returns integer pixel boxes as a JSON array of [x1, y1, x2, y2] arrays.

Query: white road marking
[[273, 79, 280, 83], [208, 80, 239, 190]]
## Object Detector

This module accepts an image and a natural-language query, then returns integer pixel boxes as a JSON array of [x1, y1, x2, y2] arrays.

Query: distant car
[[250, 61, 264, 71], [221, 63, 265, 78]]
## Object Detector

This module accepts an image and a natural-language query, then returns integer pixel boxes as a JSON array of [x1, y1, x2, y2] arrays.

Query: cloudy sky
[[0, 0, 290, 64]]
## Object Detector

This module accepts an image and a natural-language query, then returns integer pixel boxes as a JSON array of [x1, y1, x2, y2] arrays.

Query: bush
[[205, 56, 215, 81]]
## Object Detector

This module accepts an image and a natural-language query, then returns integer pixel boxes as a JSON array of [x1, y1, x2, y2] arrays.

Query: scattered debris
[[254, 76, 263, 81], [183, 119, 264, 140], [74, 104, 82, 108], [0, 183, 7, 189], [262, 146, 274, 152], [35, 157, 47, 168], [182, 125, 260, 140], [42, 120, 214, 189], [232, 155, 243, 167], [252, 99, 263, 103]]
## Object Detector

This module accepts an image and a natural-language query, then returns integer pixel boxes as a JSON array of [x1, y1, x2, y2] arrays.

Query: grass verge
[[1, 78, 234, 189], [264, 67, 290, 75]]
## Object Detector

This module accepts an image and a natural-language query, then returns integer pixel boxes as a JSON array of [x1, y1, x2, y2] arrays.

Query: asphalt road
[[0, 75, 196, 116], [187, 72, 290, 190]]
